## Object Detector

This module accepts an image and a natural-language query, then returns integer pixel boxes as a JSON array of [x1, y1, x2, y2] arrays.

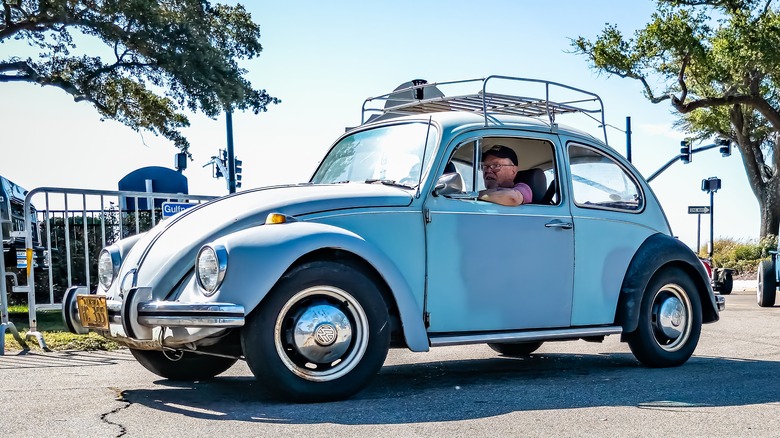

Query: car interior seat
[[513, 168, 548, 204]]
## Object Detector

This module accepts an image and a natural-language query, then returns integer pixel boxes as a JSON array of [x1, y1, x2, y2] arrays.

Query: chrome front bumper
[[62, 286, 245, 338]]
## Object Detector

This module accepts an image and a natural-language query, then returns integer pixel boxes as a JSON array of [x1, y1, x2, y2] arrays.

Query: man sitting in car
[[478, 145, 532, 206]]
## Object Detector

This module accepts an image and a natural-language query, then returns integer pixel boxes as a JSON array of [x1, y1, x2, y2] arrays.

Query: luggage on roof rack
[[361, 75, 609, 144]]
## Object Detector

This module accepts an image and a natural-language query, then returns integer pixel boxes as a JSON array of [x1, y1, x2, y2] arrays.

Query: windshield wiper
[[364, 178, 414, 189]]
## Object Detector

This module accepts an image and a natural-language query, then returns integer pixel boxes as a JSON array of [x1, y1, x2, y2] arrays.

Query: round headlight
[[196, 245, 227, 295], [98, 247, 120, 290]]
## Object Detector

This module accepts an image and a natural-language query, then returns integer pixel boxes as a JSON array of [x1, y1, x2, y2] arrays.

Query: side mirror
[[433, 172, 464, 196]]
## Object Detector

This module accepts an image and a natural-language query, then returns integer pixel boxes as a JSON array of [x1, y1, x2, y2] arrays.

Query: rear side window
[[568, 143, 643, 212]]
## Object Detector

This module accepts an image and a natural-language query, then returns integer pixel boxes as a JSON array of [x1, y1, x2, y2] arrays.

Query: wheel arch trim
[[616, 233, 719, 334]]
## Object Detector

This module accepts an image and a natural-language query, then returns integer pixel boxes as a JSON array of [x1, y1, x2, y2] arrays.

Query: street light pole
[[709, 189, 715, 258], [226, 110, 236, 194]]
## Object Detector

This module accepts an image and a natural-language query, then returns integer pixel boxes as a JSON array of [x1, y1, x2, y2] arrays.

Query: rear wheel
[[757, 260, 777, 307], [241, 260, 390, 403], [626, 267, 702, 368], [129, 349, 237, 380], [719, 271, 733, 295], [488, 341, 543, 356]]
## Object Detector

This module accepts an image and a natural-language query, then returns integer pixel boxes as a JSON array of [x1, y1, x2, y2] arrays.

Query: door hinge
[[424, 312, 430, 328], [424, 208, 431, 223]]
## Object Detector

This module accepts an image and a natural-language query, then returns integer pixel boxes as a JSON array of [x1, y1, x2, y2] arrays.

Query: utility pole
[[226, 110, 237, 194]]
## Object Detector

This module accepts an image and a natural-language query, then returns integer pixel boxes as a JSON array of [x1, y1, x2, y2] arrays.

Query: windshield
[[311, 122, 438, 187]]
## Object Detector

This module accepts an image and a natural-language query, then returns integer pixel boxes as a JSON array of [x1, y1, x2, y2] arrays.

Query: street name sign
[[162, 202, 197, 218], [688, 206, 711, 214]]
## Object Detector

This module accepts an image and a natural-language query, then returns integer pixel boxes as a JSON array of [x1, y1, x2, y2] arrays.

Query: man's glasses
[[481, 163, 515, 172]]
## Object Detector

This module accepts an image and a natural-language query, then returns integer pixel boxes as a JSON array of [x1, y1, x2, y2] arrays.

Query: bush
[[704, 235, 777, 276]]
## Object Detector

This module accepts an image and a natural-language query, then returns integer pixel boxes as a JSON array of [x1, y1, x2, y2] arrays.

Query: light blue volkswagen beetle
[[63, 76, 724, 402]]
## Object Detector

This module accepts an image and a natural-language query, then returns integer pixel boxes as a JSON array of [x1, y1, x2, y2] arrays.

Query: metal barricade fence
[[4, 187, 217, 344]]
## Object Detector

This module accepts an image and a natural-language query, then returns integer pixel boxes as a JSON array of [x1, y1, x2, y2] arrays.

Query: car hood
[[112, 183, 413, 299]]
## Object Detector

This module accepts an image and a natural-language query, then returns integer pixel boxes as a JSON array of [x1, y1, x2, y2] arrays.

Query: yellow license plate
[[76, 295, 109, 330]]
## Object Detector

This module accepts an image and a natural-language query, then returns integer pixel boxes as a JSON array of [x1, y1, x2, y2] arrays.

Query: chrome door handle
[[545, 220, 573, 229]]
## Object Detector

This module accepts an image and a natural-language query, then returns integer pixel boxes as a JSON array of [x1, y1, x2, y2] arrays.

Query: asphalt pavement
[[1, 288, 779, 438]]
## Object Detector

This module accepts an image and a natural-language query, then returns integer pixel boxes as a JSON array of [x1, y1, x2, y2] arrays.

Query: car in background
[[757, 246, 779, 306], [699, 257, 734, 295], [63, 76, 724, 402]]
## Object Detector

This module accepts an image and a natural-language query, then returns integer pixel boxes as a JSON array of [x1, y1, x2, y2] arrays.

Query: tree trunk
[[759, 176, 780, 238]]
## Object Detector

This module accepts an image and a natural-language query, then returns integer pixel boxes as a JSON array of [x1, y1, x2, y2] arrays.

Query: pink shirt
[[512, 182, 533, 204]]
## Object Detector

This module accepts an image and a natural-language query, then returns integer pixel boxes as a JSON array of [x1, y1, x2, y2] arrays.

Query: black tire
[[719, 272, 733, 295], [241, 260, 391, 403], [757, 260, 777, 307], [488, 341, 543, 356], [626, 267, 702, 368], [129, 349, 237, 380]]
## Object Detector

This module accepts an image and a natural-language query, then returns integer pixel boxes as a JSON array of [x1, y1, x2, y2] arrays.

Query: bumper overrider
[[62, 286, 244, 348]]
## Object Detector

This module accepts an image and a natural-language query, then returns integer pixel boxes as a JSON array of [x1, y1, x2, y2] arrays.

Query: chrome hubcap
[[651, 284, 692, 352], [292, 304, 353, 363], [275, 286, 368, 382], [658, 296, 686, 339]]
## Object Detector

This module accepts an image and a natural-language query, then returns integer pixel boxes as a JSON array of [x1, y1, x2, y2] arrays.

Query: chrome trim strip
[[138, 315, 244, 328], [136, 301, 245, 328], [428, 326, 623, 347]]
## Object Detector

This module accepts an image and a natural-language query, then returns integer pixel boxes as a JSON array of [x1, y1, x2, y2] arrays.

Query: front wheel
[[129, 349, 237, 380], [241, 260, 390, 402], [757, 260, 777, 307], [626, 267, 702, 368]]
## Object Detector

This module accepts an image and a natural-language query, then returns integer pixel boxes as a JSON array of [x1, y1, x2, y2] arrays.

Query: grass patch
[[3, 331, 120, 352], [3, 307, 120, 352]]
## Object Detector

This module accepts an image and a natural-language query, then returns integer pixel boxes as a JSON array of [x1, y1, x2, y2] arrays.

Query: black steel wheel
[[757, 259, 777, 307], [626, 267, 702, 368], [241, 260, 390, 403], [488, 341, 543, 356], [129, 349, 237, 380]]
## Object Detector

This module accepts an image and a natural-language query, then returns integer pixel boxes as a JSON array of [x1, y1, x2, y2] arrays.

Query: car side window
[[568, 143, 643, 212], [442, 137, 559, 204]]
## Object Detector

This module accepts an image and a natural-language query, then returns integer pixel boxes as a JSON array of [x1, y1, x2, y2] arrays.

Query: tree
[[0, 0, 278, 154], [573, 0, 780, 238]]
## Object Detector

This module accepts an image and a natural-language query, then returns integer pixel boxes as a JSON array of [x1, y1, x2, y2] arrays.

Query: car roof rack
[[361, 75, 608, 144]]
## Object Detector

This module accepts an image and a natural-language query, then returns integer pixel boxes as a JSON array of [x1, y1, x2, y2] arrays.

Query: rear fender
[[616, 233, 719, 334]]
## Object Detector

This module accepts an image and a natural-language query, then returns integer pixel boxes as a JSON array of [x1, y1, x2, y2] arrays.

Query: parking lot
[[1, 287, 779, 438]]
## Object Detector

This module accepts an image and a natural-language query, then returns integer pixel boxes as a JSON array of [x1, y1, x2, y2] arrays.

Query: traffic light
[[680, 138, 693, 163], [235, 157, 243, 188], [215, 164, 223, 178], [701, 177, 722, 193], [716, 138, 731, 157]]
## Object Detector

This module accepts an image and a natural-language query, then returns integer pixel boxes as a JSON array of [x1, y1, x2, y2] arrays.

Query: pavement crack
[[101, 387, 130, 437]]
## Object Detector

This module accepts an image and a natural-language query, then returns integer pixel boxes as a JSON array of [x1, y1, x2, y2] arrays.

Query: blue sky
[[0, 1, 759, 249]]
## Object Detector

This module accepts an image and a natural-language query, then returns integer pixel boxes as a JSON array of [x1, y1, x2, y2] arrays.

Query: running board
[[428, 326, 623, 347]]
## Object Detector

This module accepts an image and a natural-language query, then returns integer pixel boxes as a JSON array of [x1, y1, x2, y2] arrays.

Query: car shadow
[[121, 352, 780, 424]]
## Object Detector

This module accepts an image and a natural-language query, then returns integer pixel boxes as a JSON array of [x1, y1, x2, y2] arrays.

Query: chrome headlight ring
[[97, 246, 122, 290], [196, 244, 228, 296]]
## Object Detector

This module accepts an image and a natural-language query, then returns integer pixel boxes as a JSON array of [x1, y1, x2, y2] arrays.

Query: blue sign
[[162, 202, 197, 218]]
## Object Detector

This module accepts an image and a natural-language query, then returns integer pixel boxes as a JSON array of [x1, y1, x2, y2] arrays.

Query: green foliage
[[572, 0, 780, 238], [0, 0, 279, 153], [704, 235, 778, 274]]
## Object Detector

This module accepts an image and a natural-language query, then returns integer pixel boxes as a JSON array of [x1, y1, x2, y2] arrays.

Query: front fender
[[178, 221, 429, 352], [616, 233, 719, 334]]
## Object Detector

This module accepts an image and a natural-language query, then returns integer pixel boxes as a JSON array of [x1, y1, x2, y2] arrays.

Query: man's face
[[481, 155, 517, 189]]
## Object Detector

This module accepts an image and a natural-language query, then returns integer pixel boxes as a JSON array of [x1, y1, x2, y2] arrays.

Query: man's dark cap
[[482, 145, 518, 165]]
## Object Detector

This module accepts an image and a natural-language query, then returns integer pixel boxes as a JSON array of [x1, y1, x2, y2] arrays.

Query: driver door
[[424, 135, 575, 333]]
